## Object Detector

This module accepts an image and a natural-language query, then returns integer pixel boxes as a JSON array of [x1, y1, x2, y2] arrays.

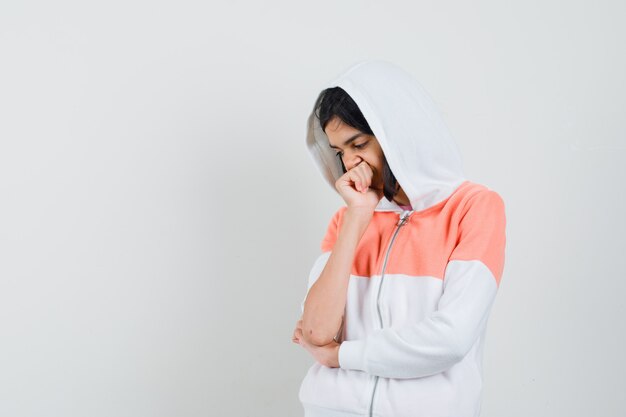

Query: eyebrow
[[328, 133, 366, 149]]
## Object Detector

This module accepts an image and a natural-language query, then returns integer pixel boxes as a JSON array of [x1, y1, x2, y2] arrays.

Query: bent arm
[[301, 208, 371, 347], [338, 190, 506, 378], [338, 260, 498, 378]]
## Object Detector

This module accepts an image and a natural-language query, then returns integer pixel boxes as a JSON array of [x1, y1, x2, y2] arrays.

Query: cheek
[[372, 159, 385, 183], [369, 154, 383, 174]]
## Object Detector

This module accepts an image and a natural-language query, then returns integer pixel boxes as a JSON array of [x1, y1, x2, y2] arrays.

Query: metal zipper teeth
[[368, 210, 413, 417]]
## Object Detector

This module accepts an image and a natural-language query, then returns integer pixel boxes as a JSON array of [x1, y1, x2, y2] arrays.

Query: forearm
[[338, 260, 500, 378], [302, 208, 371, 346]]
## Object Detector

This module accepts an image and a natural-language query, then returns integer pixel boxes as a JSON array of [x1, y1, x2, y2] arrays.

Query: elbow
[[446, 346, 466, 365], [301, 309, 342, 347], [409, 346, 465, 378], [415, 332, 470, 375], [301, 324, 336, 346], [446, 334, 475, 364], [422, 346, 466, 377], [301, 315, 339, 346]]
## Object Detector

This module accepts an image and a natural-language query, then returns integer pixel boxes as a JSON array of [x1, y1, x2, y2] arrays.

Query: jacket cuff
[[338, 340, 367, 371]]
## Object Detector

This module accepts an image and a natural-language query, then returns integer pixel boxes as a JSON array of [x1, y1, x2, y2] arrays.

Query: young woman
[[292, 60, 506, 417]]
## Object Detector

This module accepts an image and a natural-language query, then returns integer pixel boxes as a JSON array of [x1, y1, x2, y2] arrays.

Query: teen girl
[[292, 60, 506, 417]]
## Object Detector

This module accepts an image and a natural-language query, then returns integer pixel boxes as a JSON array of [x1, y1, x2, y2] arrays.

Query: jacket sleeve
[[338, 190, 506, 379], [300, 207, 346, 313]]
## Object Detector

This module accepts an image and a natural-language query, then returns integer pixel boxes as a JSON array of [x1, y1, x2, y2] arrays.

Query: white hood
[[305, 60, 467, 213]]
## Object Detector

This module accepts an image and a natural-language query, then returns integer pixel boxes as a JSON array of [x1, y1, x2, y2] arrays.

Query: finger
[[356, 163, 373, 186], [349, 170, 366, 192], [356, 163, 373, 191], [359, 174, 370, 192]]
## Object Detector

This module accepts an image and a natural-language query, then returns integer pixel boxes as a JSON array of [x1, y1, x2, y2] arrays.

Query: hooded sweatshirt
[[298, 60, 507, 417]]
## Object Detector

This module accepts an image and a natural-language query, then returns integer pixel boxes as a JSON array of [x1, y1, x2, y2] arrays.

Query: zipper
[[368, 210, 413, 417]]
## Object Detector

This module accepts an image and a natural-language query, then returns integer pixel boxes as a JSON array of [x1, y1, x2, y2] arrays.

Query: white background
[[1, 1, 624, 416]]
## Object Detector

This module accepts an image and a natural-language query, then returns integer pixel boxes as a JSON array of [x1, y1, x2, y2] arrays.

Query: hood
[[305, 59, 467, 213]]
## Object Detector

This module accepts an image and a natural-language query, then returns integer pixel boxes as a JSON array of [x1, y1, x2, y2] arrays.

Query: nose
[[345, 155, 363, 171]]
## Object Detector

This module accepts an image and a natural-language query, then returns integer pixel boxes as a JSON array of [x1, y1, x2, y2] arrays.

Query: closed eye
[[336, 142, 366, 157]]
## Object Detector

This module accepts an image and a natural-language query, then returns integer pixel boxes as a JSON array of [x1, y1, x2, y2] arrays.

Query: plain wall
[[1, 1, 624, 416]]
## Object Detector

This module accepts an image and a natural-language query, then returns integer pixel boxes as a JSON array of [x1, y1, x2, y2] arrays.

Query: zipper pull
[[397, 211, 411, 227]]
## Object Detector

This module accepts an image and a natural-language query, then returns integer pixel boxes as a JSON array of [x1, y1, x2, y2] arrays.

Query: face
[[325, 116, 385, 190]]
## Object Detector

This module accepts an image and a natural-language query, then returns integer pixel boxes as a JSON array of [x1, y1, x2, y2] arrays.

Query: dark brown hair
[[313, 87, 399, 202]]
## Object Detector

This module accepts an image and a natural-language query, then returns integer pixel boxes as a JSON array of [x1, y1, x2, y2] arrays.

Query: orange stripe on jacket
[[319, 182, 506, 286]]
